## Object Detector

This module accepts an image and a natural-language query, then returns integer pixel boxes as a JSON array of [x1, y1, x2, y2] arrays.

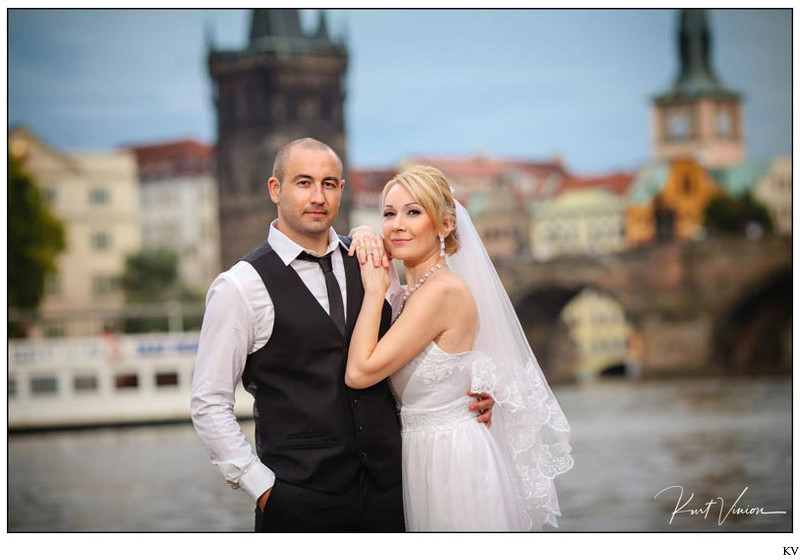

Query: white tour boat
[[8, 332, 254, 431]]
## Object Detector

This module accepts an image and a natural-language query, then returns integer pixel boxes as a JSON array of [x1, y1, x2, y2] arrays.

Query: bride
[[345, 165, 573, 531]]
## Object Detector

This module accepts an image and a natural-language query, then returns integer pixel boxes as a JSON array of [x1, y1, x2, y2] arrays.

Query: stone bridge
[[497, 235, 792, 383]]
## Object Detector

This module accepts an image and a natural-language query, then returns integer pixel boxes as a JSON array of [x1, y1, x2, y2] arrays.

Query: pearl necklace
[[399, 262, 446, 314]]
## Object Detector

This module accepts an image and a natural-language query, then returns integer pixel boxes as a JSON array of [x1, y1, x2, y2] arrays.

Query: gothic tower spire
[[315, 10, 330, 40], [249, 8, 304, 44]]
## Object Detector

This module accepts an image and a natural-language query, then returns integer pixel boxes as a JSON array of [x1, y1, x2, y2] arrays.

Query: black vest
[[241, 238, 401, 493]]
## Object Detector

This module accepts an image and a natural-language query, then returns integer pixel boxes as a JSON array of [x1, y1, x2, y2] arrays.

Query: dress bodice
[[390, 341, 494, 432]]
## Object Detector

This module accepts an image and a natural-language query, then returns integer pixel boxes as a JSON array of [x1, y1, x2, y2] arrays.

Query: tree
[[118, 248, 205, 333], [8, 150, 66, 312], [119, 248, 180, 303], [703, 193, 773, 236]]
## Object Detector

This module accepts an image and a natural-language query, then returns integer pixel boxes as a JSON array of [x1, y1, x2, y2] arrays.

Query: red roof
[[413, 156, 510, 178], [410, 155, 567, 180], [348, 168, 396, 193], [557, 171, 635, 197], [506, 159, 568, 178], [126, 139, 214, 180]]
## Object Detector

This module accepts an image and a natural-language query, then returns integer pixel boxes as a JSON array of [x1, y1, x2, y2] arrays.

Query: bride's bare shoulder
[[428, 271, 476, 309]]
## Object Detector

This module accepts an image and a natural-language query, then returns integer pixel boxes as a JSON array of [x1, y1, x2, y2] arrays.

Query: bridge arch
[[712, 266, 791, 375], [512, 282, 637, 384]]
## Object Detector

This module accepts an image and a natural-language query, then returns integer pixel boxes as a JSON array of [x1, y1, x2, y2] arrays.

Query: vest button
[[360, 452, 367, 462], [358, 425, 365, 432], [352, 398, 359, 406]]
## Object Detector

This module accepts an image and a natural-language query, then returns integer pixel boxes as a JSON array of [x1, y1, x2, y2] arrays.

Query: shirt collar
[[268, 220, 347, 266]]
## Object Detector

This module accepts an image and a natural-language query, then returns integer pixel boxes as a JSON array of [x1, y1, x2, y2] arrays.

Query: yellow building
[[9, 127, 142, 337], [660, 158, 722, 240], [625, 158, 721, 245], [753, 156, 792, 236], [561, 288, 633, 381], [531, 188, 626, 261]]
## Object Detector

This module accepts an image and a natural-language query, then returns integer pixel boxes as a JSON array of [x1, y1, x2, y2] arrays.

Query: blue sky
[[8, 8, 791, 174]]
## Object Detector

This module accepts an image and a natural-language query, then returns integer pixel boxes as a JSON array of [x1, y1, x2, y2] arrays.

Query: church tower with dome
[[651, 9, 745, 167]]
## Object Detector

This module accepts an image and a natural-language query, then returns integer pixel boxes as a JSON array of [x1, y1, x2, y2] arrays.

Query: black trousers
[[254, 468, 405, 532]]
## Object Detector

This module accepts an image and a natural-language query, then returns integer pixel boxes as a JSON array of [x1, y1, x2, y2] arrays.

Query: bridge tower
[[208, 9, 350, 268], [651, 9, 744, 167]]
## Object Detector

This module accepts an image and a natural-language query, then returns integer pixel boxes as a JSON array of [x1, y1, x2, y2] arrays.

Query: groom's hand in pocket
[[257, 487, 273, 513], [468, 391, 494, 428]]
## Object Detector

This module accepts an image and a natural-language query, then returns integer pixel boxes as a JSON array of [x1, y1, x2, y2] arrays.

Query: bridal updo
[[382, 165, 460, 255]]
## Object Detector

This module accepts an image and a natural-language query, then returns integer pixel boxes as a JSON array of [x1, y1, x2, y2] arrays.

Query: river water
[[8, 376, 792, 532]]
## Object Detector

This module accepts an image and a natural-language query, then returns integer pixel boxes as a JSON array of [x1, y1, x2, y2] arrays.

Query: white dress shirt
[[190, 222, 402, 502]]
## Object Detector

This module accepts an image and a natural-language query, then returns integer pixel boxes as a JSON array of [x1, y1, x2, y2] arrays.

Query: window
[[286, 100, 298, 120], [115, 373, 139, 390], [43, 323, 64, 338], [92, 275, 115, 295], [271, 96, 286, 120], [300, 98, 318, 119], [91, 231, 112, 250], [89, 187, 110, 205], [45, 273, 61, 296], [716, 110, 733, 139], [31, 376, 58, 395], [682, 175, 693, 195], [320, 98, 332, 121], [667, 109, 692, 141], [43, 186, 57, 205], [74, 374, 99, 393], [156, 371, 179, 388]]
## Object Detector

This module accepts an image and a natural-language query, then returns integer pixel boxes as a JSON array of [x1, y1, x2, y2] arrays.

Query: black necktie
[[296, 251, 346, 336]]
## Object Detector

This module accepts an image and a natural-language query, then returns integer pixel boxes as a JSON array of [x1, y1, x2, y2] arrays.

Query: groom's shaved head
[[272, 138, 342, 183]]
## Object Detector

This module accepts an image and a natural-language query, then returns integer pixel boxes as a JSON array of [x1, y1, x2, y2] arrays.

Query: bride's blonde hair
[[382, 165, 460, 255]]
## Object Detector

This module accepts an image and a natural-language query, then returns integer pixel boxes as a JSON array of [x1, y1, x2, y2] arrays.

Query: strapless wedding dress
[[390, 341, 526, 531]]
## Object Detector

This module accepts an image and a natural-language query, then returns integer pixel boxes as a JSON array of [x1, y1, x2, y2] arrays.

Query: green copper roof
[[654, 9, 740, 102], [708, 162, 770, 197], [627, 161, 670, 204]]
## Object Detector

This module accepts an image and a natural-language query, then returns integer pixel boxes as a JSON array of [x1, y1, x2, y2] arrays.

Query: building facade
[[348, 168, 396, 236], [531, 188, 627, 261], [400, 155, 566, 262], [9, 128, 142, 337], [752, 156, 792, 236], [561, 288, 633, 381], [129, 140, 221, 293], [208, 9, 350, 268]]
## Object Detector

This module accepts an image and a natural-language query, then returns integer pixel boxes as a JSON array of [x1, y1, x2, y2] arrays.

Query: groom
[[191, 137, 493, 532]]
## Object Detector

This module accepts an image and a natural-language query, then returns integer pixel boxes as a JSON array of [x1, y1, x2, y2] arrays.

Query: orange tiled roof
[[557, 171, 636, 197]]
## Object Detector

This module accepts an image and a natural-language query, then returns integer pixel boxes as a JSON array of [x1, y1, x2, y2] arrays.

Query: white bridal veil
[[446, 199, 574, 530]]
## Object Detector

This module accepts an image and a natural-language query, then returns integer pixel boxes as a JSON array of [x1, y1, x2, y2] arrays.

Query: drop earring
[[439, 234, 445, 258]]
